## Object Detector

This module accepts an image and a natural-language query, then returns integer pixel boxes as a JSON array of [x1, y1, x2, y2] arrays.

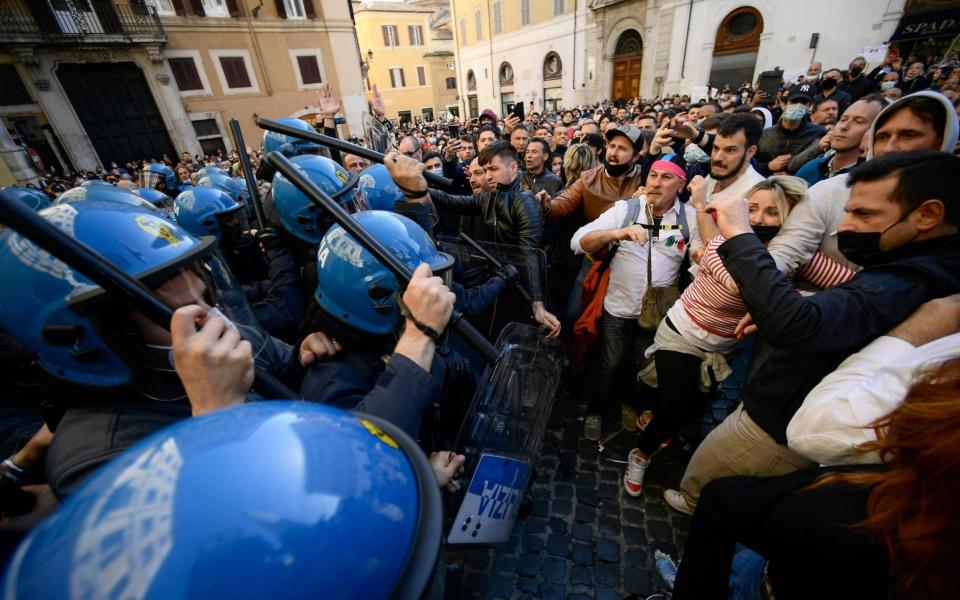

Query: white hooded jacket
[[767, 90, 959, 275]]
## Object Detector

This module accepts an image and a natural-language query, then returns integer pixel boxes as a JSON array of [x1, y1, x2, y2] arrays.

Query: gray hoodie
[[767, 91, 959, 275]]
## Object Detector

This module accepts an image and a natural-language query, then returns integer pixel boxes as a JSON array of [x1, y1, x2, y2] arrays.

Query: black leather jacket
[[427, 177, 543, 249]]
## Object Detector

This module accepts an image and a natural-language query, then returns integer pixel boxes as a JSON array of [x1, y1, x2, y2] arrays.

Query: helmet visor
[[331, 176, 369, 214], [141, 170, 164, 190]]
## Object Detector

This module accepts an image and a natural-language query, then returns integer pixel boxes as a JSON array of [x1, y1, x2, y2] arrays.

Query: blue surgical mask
[[783, 104, 807, 122], [880, 81, 896, 91]]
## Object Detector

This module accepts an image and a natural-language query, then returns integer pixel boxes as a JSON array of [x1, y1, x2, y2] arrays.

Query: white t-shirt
[[705, 165, 765, 203], [571, 197, 702, 318]]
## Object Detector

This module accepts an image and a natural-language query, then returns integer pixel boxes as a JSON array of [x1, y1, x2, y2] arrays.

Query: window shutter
[[220, 56, 251, 88], [225, 0, 240, 17], [382, 25, 389, 46], [303, 0, 316, 19], [274, 0, 287, 18], [169, 58, 203, 91], [400, 68, 406, 87], [188, 0, 205, 16], [417, 66, 426, 86], [170, 0, 187, 16], [296, 55, 322, 84]]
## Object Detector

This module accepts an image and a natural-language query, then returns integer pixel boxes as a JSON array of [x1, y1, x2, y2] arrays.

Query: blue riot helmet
[[135, 187, 177, 220], [198, 173, 248, 206], [174, 187, 247, 241], [271, 154, 369, 244], [357, 163, 403, 211], [0, 201, 264, 390], [1, 186, 51, 211], [140, 162, 177, 193], [315, 210, 454, 335], [262, 116, 323, 157], [56, 184, 160, 214], [196, 165, 227, 180], [3, 402, 443, 599]]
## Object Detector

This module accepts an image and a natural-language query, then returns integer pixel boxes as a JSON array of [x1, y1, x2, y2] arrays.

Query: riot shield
[[446, 322, 566, 544], [439, 235, 547, 338], [362, 112, 393, 154]]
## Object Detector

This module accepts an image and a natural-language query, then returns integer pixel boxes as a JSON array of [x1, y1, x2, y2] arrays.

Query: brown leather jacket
[[546, 164, 644, 222]]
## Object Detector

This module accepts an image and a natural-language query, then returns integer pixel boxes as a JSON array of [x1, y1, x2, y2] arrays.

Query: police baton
[[228, 117, 268, 232], [0, 191, 302, 401], [255, 116, 453, 189], [264, 151, 499, 365], [459, 233, 533, 303]]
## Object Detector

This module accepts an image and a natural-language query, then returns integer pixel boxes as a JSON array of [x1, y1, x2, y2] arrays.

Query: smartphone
[[447, 124, 461, 138], [757, 70, 784, 102], [506, 102, 525, 123]]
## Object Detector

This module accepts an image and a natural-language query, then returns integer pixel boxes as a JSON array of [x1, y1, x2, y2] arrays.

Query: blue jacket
[[719, 232, 960, 443], [300, 351, 444, 439], [241, 243, 305, 342]]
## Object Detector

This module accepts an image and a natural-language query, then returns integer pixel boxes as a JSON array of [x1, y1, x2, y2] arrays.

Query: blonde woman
[[623, 176, 856, 503], [562, 143, 598, 187]]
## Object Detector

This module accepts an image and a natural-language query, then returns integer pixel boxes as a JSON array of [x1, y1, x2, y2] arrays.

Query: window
[[543, 52, 562, 80], [521, 0, 530, 26], [398, 110, 412, 124], [553, 0, 564, 15], [408, 25, 424, 46], [416, 66, 426, 86], [459, 18, 466, 43], [445, 77, 456, 90], [474, 9, 482, 41], [200, 0, 230, 17], [500, 92, 514, 118], [296, 55, 322, 85], [382, 24, 399, 47], [499, 62, 513, 86], [219, 56, 250, 88], [422, 108, 434, 122], [283, 0, 305, 18], [165, 50, 211, 96], [0, 65, 34, 106], [544, 87, 563, 112], [146, 0, 175, 15], [169, 58, 204, 91], [191, 113, 228, 156], [468, 95, 478, 118], [209, 49, 259, 94], [390, 67, 406, 88], [466, 70, 476, 91], [493, 2, 502, 34]]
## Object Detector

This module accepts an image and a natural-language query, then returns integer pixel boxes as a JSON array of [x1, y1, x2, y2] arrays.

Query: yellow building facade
[[353, 1, 456, 122]]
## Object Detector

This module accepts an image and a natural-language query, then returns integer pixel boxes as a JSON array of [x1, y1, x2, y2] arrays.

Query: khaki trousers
[[678, 404, 816, 511]]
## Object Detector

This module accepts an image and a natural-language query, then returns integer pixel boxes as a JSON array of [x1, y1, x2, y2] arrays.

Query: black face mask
[[837, 210, 914, 266], [752, 224, 781, 243], [820, 78, 837, 91], [605, 161, 632, 177], [850, 66, 864, 78]]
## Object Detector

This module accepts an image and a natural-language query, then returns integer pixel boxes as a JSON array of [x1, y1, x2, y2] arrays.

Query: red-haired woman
[[672, 356, 960, 599]]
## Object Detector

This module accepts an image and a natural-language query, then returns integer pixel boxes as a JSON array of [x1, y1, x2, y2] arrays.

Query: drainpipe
[[243, 0, 271, 96], [571, 0, 577, 91], [450, 0, 466, 117], [680, 0, 693, 79], [486, 0, 494, 104]]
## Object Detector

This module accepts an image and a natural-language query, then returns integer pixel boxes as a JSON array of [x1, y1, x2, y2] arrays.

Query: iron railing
[[0, 0, 164, 39]]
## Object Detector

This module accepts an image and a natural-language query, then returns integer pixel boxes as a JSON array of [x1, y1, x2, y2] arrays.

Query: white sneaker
[[664, 489, 693, 515], [623, 448, 649, 497]]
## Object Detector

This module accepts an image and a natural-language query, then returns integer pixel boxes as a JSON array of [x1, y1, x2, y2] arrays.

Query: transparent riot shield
[[446, 323, 566, 545], [362, 112, 393, 154]]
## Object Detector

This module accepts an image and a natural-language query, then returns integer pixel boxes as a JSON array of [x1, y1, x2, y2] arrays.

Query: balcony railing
[[0, 1, 164, 40]]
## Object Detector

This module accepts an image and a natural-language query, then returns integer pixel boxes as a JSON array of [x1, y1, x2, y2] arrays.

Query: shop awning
[[888, 8, 960, 43]]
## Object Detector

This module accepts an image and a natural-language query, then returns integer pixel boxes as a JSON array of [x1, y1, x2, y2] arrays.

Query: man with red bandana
[[570, 159, 702, 441]]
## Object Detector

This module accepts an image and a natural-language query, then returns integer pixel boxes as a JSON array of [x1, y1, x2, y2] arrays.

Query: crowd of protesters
[[2, 46, 960, 599]]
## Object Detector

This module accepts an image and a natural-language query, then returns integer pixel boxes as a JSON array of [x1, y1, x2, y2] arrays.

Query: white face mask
[[426, 166, 443, 175]]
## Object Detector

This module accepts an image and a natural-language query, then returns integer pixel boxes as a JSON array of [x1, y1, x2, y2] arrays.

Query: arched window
[[709, 7, 763, 89], [614, 29, 643, 58], [499, 62, 514, 86], [543, 52, 562, 81], [466, 70, 476, 91]]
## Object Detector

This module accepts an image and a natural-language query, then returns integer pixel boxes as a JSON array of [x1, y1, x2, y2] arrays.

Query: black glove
[[496, 263, 520, 285], [256, 227, 284, 253]]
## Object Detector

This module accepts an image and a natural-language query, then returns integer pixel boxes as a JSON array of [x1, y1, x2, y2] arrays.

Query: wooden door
[[611, 57, 642, 99]]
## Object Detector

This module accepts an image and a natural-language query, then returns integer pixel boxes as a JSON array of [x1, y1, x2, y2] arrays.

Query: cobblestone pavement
[[446, 394, 693, 599]]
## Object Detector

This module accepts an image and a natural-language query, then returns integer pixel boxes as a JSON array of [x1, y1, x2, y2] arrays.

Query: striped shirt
[[679, 236, 855, 339]]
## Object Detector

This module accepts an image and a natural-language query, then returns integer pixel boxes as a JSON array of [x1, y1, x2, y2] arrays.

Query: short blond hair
[[747, 175, 808, 221], [563, 143, 598, 184]]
